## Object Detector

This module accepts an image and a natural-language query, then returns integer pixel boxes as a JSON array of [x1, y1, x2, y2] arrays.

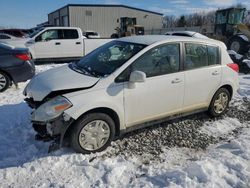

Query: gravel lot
[[99, 98, 250, 162]]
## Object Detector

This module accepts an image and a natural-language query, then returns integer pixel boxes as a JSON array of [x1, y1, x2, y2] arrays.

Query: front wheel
[[70, 113, 115, 154], [0, 71, 11, 92], [208, 88, 230, 117]]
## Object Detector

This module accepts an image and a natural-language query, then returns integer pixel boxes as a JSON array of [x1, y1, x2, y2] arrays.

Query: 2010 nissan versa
[[23, 35, 239, 153]]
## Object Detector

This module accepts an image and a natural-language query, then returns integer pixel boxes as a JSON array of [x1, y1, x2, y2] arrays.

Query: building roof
[[117, 35, 225, 47], [49, 4, 163, 16]]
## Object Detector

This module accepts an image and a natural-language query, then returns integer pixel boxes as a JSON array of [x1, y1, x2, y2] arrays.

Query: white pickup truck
[[2, 27, 113, 62]]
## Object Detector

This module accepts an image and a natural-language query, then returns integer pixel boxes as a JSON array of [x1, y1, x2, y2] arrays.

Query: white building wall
[[68, 6, 163, 37]]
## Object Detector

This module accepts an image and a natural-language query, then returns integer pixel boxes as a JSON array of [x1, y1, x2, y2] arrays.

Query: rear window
[[0, 35, 10, 39], [0, 43, 14, 50], [184, 43, 220, 70], [62, 29, 79, 39]]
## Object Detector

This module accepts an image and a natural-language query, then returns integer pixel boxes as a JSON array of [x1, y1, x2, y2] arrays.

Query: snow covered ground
[[0, 64, 250, 188]]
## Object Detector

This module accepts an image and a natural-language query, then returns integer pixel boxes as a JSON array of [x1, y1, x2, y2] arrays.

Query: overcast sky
[[0, 0, 249, 28]]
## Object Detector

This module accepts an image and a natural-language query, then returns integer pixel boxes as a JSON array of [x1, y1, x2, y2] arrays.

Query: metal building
[[48, 4, 163, 37]]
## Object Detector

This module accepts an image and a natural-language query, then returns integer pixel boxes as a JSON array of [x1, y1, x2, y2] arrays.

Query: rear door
[[59, 29, 83, 58], [118, 43, 184, 127], [183, 43, 221, 111]]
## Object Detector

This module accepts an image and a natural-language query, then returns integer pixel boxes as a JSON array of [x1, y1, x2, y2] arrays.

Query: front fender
[[63, 87, 125, 130]]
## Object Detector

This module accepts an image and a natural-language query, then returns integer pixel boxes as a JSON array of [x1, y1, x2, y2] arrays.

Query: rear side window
[[185, 43, 207, 70], [62, 29, 79, 39], [207, 46, 219, 65], [184, 43, 220, 70]]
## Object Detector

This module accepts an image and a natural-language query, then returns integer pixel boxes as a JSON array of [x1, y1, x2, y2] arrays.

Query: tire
[[70, 113, 115, 154], [0, 71, 11, 92], [243, 69, 249, 74], [227, 36, 248, 55], [208, 88, 230, 117]]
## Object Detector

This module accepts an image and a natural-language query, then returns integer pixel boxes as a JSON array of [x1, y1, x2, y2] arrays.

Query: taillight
[[227, 63, 239, 73], [15, 53, 31, 61]]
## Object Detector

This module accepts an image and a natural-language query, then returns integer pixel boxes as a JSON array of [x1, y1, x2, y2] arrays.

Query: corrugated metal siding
[[48, 11, 59, 25], [60, 7, 68, 16], [68, 6, 162, 37], [48, 7, 69, 26]]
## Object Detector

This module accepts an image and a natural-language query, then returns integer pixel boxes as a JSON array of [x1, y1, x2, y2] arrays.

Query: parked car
[[0, 43, 35, 92], [24, 35, 239, 153], [228, 50, 250, 74], [165, 31, 209, 39], [83, 30, 100, 38], [0, 29, 28, 38], [3, 27, 113, 63], [0, 33, 17, 40]]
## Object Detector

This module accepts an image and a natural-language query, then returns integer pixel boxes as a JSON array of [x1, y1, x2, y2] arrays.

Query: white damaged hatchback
[[24, 35, 239, 153]]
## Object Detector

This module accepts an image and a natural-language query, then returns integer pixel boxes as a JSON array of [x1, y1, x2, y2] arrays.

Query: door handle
[[212, 71, 219, 75], [55, 42, 61, 45], [76, 42, 81, 45], [171, 78, 182, 84]]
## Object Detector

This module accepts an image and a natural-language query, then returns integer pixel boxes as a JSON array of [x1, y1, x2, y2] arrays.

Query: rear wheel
[[0, 71, 11, 92], [70, 113, 115, 154], [227, 36, 248, 55], [208, 88, 230, 117]]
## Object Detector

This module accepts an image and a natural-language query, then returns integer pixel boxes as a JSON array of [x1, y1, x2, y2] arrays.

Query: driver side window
[[37, 30, 59, 41], [116, 43, 180, 82]]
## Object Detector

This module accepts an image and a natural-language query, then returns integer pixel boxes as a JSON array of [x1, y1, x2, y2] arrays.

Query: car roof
[[118, 35, 225, 47], [165, 31, 209, 39], [43, 27, 80, 30]]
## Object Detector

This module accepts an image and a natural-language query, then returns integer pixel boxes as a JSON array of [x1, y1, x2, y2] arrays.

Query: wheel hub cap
[[78, 120, 110, 151], [230, 41, 240, 53], [0, 73, 7, 90], [214, 92, 229, 114]]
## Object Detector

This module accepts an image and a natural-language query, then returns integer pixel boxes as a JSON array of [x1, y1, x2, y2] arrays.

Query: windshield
[[29, 27, 44, 38], [216, 11, 228, 24], [228, 10, 244, 24], [74, 40, 146, 77]]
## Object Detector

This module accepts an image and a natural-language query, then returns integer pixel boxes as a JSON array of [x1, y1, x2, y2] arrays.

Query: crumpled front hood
[[24, 65, 100, 101]]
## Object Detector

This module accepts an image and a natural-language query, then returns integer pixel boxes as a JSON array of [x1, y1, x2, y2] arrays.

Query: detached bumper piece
[[32, 114, 74, 153]]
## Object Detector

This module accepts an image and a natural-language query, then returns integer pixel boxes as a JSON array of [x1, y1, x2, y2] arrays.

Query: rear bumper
[[3, 60, 35, 83]]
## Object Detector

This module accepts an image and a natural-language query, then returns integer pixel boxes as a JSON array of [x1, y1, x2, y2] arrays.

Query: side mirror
[[26, 39, 35, 45], [129, 71, 146, 83], [35, 36, 41, 42]]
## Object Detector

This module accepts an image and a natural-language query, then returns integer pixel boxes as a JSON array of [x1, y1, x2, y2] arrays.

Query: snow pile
[[0, 65, 250, 187], [200, 117, 243, 138]]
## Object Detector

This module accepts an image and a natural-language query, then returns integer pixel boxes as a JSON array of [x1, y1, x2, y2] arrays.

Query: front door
[[34, 29, 61, 59], [121, 43, 184, 127]]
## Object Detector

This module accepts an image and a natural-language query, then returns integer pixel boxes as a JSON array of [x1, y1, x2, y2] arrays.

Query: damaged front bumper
[[32, 113, 74, 152], [25, 96, 74, 151]]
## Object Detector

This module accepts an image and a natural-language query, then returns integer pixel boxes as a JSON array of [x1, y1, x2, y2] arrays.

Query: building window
[[86, 10, 92, 16], [62, 16, 69, 26], [54, 18, 59, 26]]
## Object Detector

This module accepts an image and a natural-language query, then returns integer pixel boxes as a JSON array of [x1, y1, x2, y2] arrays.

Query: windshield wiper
[[75, 63, 102, 78], [70, 63, 93, 76]]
